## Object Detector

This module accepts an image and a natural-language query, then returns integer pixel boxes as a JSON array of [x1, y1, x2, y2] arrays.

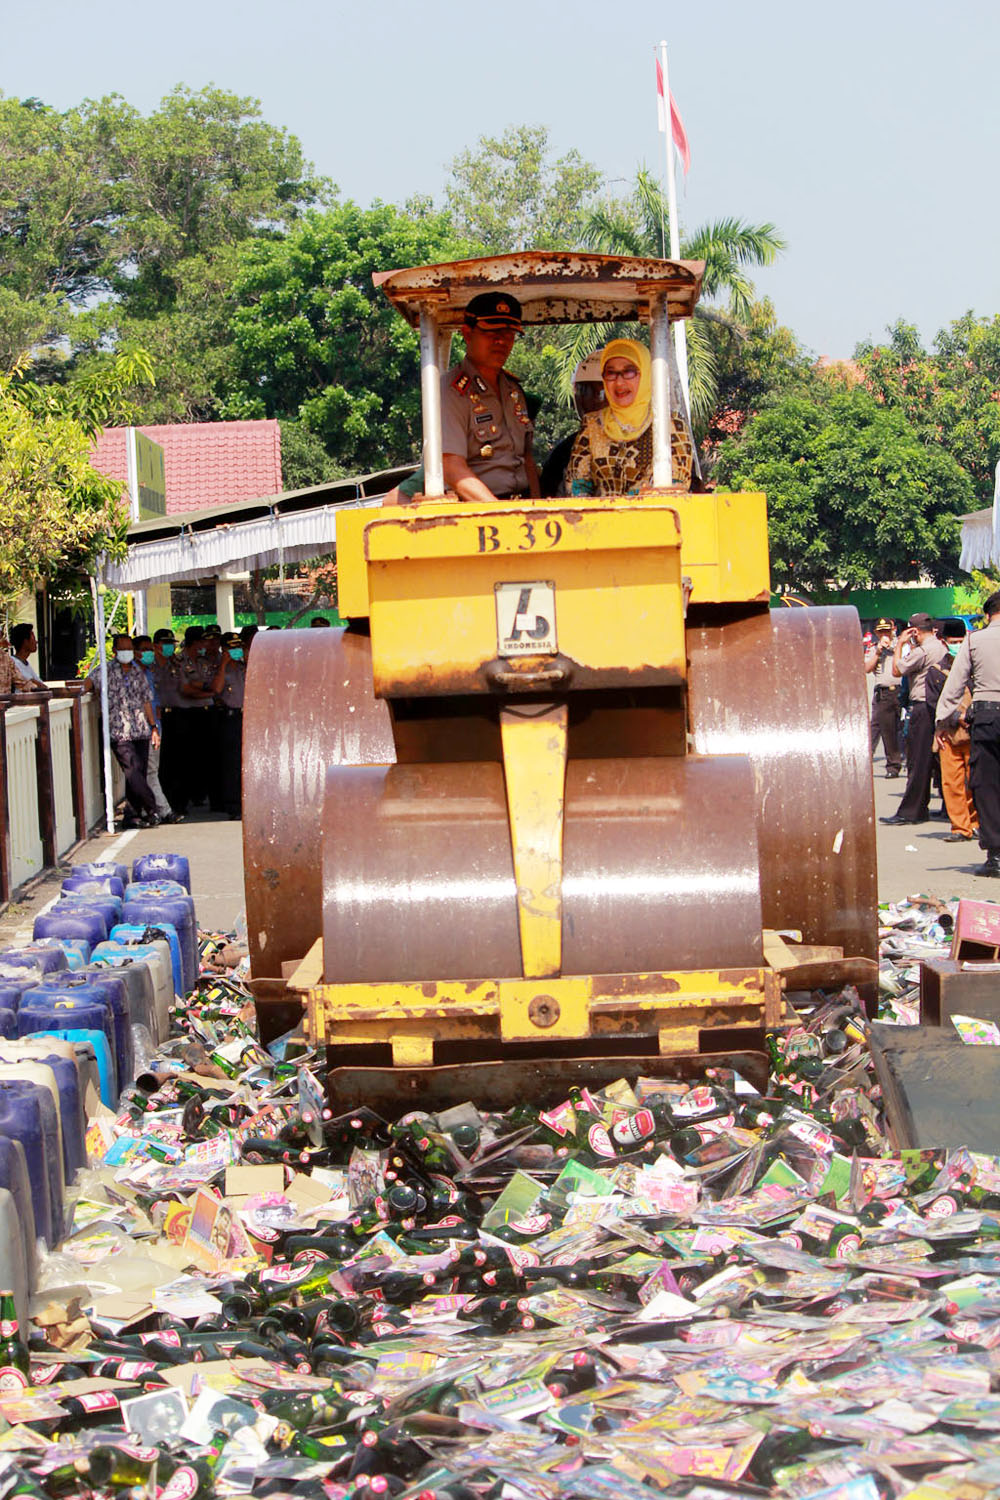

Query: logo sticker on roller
[[495, 581, 557, 657]]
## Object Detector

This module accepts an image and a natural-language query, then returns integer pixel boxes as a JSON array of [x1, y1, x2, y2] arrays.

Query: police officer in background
[[209, 632, 246, 819], [880, 611, 948, 825], [441, 292, 540, 503], [936, 592, 1000, 877], [864, 618, 902, 777]]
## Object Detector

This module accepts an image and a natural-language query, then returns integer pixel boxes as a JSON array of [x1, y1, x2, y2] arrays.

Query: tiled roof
[[91, 420, 283, 515]]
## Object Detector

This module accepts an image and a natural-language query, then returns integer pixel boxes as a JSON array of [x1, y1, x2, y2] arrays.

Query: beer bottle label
[[121, 1443, 160, 1463], [116, 1359, 158, 1380], [506, 1213, 550, 1236], [140, 1328, 182, 1346], [262, 1262, 313, 1287], [587, 1123, 616, 1159], [0, 1367, 28, 1390], [161, 1466, 200, 1500], [76, 1390, 119, 1411], [611, 1108, 655, 1144]]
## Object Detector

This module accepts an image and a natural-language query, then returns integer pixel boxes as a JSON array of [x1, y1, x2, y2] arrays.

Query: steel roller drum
[[243, 628, 395, 975], [322, 756, 762, 982], [686, 606, 877, 960]]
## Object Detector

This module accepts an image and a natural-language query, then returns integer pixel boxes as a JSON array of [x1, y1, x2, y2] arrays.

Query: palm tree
[[556, 169, 786, 424]]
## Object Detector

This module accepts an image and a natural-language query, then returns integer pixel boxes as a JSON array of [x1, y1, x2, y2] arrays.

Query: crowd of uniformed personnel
[[868, 602, 1000, 879], [82, 622, 253, 830]]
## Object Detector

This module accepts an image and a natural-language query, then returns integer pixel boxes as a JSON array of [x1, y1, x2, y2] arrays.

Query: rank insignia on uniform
[[453, 374, 469, 393]]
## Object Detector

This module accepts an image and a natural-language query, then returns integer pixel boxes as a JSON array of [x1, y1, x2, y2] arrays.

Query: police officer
[[936, 592, 1000, 877], [440, 292, 540, 503], [880, 611, 948, 825], [864, 618, 902, 777], [209, 632, 246, 819]]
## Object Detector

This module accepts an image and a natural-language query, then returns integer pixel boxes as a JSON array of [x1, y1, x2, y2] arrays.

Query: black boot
[[975, 851, 1000, 878]]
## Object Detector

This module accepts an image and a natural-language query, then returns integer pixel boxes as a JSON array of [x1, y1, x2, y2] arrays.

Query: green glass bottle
[[0, 1290, 29, 1390], [86, 1443, 170, 1491]]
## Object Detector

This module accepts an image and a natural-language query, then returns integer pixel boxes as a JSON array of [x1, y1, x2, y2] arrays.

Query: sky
[[3, 0, 997, 359]]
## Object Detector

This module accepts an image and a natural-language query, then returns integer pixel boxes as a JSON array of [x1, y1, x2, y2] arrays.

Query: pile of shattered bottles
[[3, 902, 1000, 1498]]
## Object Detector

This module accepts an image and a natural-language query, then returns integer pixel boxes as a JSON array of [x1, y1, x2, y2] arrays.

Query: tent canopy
[[102, 466, 412, 589]]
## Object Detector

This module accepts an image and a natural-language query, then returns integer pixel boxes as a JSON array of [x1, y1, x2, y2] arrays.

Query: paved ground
[[0, 752, 990, 953], [0, 809, 246, 947], [872, 749, 993, 904]]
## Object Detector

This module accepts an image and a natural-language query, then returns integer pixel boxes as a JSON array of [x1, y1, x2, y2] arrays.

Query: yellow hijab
[[600, 339, 652, 443]]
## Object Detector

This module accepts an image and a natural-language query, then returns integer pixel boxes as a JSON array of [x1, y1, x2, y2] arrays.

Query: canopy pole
[[91, 569, 115, 835], [420, 307, 444, 498], [649, 291, 673, 488]]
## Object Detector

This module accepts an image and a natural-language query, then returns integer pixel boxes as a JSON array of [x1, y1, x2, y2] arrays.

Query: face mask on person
[[947, 643, 960, 656], [160, 643, 175, 657], [228, 648, 244, 663], [139, 650, 154, 666], [116, 650, 134, 665], [197, 646, 207, 657]]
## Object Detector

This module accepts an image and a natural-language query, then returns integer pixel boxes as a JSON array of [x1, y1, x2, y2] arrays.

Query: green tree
[[713, 385, 974, 590], [104, 85, 326, 316], [278, 421, 348, 489], [0, 351, 152, 613], [0, 87, 324, 372], [702, 298, 818, 463], [446, 125, 601, 253], [70, 245, 243, 423], [0, 95, 115, 305], [221, 200, 475, 470], [857, 314, 1000, 506]]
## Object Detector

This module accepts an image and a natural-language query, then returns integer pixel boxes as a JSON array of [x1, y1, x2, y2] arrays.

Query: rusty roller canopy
[[687, 605, 878, 964], [320, 756, 763, 984], [373, 251, 705, 328]]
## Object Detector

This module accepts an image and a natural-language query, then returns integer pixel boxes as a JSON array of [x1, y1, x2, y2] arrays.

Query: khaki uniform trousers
[[939, 734, 978, 838]]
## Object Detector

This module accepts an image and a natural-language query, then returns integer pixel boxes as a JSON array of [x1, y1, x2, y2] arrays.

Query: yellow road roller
[[243, 252, 877, 1108]]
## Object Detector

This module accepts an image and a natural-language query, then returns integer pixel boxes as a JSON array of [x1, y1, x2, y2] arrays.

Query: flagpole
[[657, 39, 690, 415]]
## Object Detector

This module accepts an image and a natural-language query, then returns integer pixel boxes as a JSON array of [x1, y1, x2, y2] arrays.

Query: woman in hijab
[[564, 338, 693, 496]]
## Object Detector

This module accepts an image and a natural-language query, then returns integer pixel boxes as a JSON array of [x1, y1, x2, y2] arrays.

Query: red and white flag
[[655, 58, 690, 175]]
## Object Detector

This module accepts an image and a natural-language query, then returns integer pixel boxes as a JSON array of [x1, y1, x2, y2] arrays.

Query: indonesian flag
[[656, 58, 690, 175]]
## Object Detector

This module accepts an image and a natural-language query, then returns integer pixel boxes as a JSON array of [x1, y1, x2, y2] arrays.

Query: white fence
[[49, 697, 77, 858], [0, 687, 121, 904], [80, 693, 107, 832], [4, 703, 45, 891]]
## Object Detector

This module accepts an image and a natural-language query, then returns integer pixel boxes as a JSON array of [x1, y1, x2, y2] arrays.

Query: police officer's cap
[[222, 632, 241, 649], [463, 292, 523, 330], [984, 591, 1000, 618], [907, 612, 934, 631], [875, 618, 894, 632]]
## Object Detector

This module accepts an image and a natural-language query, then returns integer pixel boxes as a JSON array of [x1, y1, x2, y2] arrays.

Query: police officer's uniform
[[215, 633, 246, 819], [881, 613, 948, 824], [866, 620, 902, 775], [936, 599, 1000, 873], [440, 293, 533, 498], [153, 649, 186, 816]]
